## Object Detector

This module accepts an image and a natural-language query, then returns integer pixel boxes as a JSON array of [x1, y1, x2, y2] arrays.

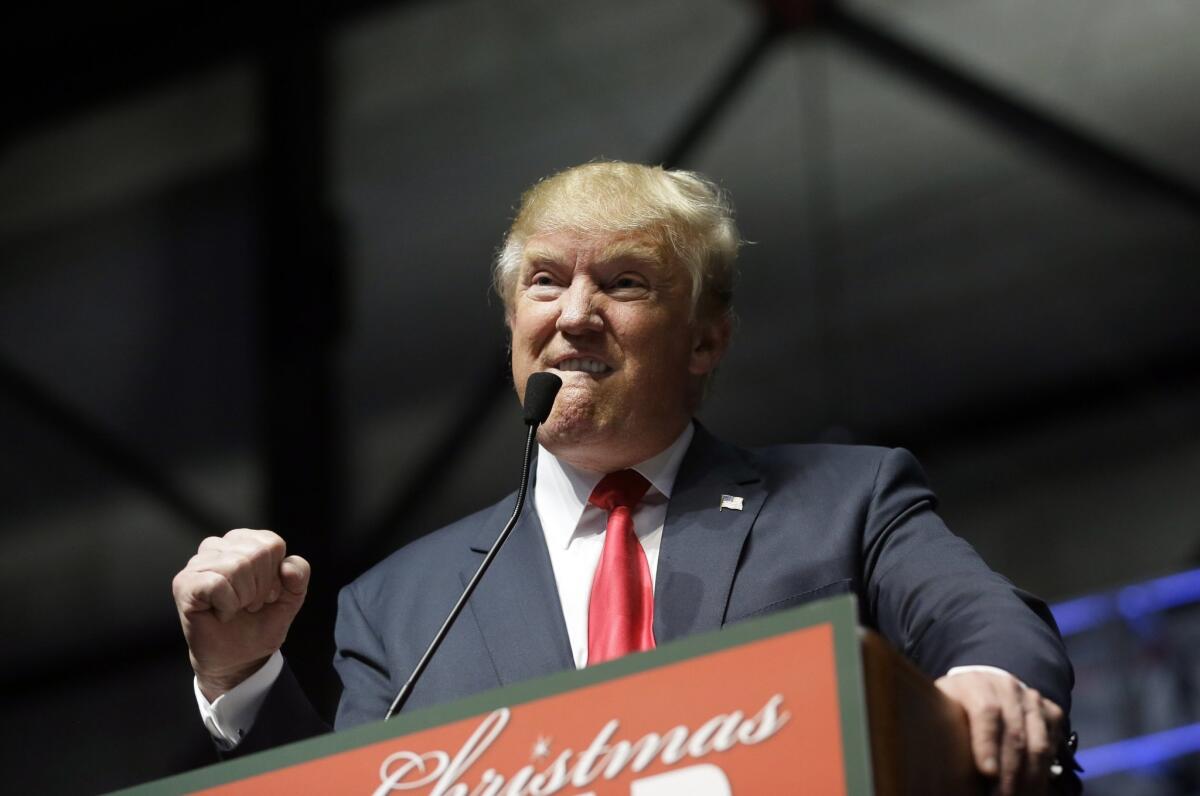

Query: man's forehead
[[522, 231, 665, 268]]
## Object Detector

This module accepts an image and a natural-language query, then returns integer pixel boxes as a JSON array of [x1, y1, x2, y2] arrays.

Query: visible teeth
[[558, 358, 608, 373]]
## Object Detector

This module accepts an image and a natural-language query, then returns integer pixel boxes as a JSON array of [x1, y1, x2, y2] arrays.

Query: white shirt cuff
[[194, 650, 284, 750], [945, 664, 1027, 689]]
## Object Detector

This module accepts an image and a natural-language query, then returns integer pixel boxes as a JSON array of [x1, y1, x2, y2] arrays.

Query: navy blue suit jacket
[[241, 427, 1073, 754]]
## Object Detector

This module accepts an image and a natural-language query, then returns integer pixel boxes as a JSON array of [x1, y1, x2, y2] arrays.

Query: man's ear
[[688, 312, 732, 376]]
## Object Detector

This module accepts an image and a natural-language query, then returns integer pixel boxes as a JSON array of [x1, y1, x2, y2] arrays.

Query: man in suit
[[173, 162, 1077, 795]]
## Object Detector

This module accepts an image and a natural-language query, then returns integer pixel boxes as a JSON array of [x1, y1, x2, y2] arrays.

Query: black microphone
[[522, 371, 562, 425], [384, 372, 562, 720]]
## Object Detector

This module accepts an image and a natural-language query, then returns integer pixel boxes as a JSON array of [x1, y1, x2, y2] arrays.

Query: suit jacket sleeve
[[221, 580, 394, 756], [861, 447, 1074, 713], [216, 660, 329, 758]]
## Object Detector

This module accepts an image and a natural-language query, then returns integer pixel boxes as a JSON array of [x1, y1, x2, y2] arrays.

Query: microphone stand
[[384, 422, 539, 720]]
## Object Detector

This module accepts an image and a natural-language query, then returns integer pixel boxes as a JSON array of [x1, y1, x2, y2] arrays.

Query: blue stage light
[[1050, 567, 1200, 636], [1078, 722, 1200, 780]]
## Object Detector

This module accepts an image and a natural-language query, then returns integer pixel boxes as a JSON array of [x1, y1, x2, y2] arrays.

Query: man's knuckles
[[175, 575, 238, 622], [188, 545, 272, 580], [196, 529, 286, 561], [969, 702, 1002, 726], [259, 530, 287, 558], [226, 528, 286, 555], [225, 527, 267, 541], [174, 568, 224, 604], [178, 560, 276, 618], [198, 535, 225, 552], [1003, 725, 1027, 754]]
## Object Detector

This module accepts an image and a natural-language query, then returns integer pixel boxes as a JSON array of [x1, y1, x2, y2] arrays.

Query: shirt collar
[[535, 422, 695, 550]]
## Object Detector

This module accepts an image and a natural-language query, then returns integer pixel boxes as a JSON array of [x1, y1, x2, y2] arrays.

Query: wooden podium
[[117, 595, 984, 795]]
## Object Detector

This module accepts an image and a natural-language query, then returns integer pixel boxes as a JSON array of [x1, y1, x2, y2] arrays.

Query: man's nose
[[556, 279, 602, 334]]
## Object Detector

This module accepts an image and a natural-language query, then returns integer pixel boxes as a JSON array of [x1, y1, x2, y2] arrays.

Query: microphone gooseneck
[[384, 372, 562, 720]]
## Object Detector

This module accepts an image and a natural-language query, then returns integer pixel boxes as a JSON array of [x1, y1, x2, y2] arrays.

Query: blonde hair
[[493, 162, 740, 319]]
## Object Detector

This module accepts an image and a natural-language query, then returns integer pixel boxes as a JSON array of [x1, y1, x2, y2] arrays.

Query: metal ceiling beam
[[659, 15, 784, 168], [0, 355, 235, 534], [824, 2, 1200, 215], [349, 355, 510, 579]]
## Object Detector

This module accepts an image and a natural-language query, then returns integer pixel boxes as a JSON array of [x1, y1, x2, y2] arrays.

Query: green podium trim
[[116, 593, 872, 795]]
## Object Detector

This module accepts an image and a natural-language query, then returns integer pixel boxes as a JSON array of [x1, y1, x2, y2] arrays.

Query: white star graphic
[[532, 735, 552, 760]]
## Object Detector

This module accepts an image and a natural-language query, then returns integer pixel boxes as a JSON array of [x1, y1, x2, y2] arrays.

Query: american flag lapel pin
[[719, 494, 744, 511]]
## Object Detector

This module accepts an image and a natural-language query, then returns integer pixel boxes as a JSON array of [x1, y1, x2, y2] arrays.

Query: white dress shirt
[[195, 421, 1017, 747], [535, 422, 693, 668]]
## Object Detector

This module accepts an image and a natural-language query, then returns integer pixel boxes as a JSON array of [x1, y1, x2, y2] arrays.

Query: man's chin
[[536, 412, 613, 457], [537, 419, 600, 450]]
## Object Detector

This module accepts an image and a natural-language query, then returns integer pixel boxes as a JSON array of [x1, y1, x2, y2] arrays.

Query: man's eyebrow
[[521, 244, 567, 265], [595, 240, 661, 265], [521, 240, 661, 267]]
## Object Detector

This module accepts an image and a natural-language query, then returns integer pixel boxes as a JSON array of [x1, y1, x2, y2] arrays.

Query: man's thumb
[[279, 555, 311, 596]]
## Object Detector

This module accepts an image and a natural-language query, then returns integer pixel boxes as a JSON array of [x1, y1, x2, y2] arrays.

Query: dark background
[[2, 1, 1198, 792]]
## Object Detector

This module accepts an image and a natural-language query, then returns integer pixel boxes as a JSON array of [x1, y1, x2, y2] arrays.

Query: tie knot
[[588, 469, 651, 513]]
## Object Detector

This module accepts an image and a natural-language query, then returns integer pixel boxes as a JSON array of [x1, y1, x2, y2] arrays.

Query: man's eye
[[611, 276, 645, 290], [531, 273, 556, 287]]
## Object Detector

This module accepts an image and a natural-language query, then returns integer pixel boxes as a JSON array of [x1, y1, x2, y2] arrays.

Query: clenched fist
[[172, 528, 310, 701]]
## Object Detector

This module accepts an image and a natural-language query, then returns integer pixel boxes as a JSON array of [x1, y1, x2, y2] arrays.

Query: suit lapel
[[463, 498, 575, 685], [655, 426, 765, 644]]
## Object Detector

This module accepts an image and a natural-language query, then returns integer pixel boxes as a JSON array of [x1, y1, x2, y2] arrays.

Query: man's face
[[508, 229, 729, 472]]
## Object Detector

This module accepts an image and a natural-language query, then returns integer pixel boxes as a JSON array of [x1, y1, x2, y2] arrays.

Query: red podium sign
[[118, 596, 877, 795]]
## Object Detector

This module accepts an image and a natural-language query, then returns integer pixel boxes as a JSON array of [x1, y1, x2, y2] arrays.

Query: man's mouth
[[551, 357, 612, 375]]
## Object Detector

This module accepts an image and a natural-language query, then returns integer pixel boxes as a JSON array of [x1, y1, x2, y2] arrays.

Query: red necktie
[[587, 470, 655, 665]]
